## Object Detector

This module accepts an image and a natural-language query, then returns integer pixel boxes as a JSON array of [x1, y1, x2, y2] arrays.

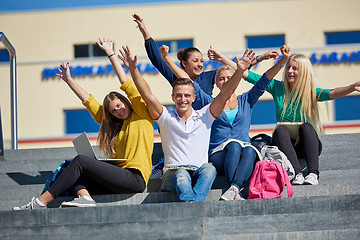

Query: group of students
[[13, 14, 360, 210]]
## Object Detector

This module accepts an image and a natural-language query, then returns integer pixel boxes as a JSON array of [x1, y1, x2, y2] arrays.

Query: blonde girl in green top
[[244, 53, 360, 185]]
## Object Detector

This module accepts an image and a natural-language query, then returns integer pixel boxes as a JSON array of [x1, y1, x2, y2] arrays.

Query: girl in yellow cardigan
[[13, 38, 154, 210]]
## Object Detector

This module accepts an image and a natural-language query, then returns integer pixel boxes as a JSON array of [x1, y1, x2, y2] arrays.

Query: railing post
[[0, 32, 18, 150], [0, 106, 4, 156]]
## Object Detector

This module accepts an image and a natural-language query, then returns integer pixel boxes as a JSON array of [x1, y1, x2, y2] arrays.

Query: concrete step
[[206, 229, 360, 240], [1, 179, 359, 211], [203, 211, 360, 238], [0, 189, 222, 211], [0, 194, 358, 240]]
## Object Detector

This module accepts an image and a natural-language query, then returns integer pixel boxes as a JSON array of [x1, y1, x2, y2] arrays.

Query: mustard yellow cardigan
[[82, 80, 154, 185]]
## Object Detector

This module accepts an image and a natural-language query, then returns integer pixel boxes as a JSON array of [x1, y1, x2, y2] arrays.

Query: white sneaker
[[60, 196, 96, 208], [304, 173, 319, 185], [12, 197, 47, 210], [235, 192, 245, 201], [220, 185, 240, 201], [292, 173, 305, 185]]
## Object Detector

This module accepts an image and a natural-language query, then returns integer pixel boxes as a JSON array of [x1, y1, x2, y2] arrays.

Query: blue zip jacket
[[194, 74, 272, 154]]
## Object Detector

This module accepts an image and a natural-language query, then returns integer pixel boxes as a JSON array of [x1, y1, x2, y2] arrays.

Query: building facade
[[0, 0, 359, 148]]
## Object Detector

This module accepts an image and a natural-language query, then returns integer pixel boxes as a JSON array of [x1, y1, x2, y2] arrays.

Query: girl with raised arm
[[243, 53, 360, 185], [13, 38, 154, 210], [132, 14, 277, 110]]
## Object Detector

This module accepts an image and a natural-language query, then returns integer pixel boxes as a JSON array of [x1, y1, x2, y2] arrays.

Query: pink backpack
[[248, 159, 293, 199]]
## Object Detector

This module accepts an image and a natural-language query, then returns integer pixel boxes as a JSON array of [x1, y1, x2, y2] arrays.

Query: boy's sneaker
[[12, 197, 47, 210], [235, 192, 245, 201], [304, 173, 319, 185], [221, 185, 240, 201], [292, 173, 305, 185], [60, 196, 96, 208]]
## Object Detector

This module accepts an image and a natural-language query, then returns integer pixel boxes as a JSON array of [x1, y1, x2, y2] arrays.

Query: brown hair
[[98, 92, 133, 158], [177, 47, 202, 69], [172, 78, 195, 94]]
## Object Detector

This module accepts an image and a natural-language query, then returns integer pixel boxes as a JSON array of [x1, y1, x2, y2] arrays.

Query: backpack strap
[[278, 162, 293, 198], [273, 160, 293, 198]]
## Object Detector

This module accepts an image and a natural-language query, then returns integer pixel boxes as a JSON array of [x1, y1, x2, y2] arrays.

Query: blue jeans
[[160, 163, 216, 202], [209, 142, 256, 190]]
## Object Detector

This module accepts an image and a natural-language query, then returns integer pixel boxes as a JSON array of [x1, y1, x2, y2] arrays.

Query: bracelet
[[256, 55, 261, 63], [276, 62, 285, 67], [108, 53, 115, 58]]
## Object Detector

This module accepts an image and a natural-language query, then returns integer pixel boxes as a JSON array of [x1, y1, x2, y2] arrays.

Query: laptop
[[72, 132, 127, 165], [275, 122, 303, 139]]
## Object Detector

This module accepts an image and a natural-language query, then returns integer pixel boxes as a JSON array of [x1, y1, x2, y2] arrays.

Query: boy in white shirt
[[118, 46, 255, 202]]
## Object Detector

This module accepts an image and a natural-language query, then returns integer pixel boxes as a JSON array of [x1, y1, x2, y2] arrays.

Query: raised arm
[[57, 62, 90, 102], [264, 45, 290, 79], [133, 14, 151, 40], [96, 38, 128, 85], [208, 48, 279, 79], [118, 46, 163, 119], [328, 80, 360, 99], [160, 45, 190, 79], [133, 14, 178, 86], [207, 48, 237, 70], [210, 49, 256, 118]]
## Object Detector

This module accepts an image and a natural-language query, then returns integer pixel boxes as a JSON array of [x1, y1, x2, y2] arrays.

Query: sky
[[0, 0, 236, 13]]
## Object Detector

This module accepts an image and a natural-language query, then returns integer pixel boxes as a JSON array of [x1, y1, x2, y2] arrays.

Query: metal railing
[[0, 32, 17, 150]]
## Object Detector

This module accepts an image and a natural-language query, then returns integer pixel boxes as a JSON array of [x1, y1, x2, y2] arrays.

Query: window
[[156, 39, 193, 53], [251, 100, 277, 125], [246, 35, 285, 49], [325, 31, 360, 45], [65, 108, 163, 135], [334, 96, 360, 121], [74, 43, 107, 58], [0, 49, 9, 63], [65, 109, 100, 134]]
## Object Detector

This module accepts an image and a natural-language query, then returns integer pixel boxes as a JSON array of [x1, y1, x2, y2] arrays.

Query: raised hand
[[207, 48, 224, 62], [96, 38, 114, 56], [118, 46, 138, 71], [235, 49, 256, 71], [56, 62, 72, 83], [260, 49, 279, 61], [132, 13, 151, 40], [280, 45, 290, 60], [354, 81, 360, 92], [159, 45, 169, 59], [132, 14, 144, 28]]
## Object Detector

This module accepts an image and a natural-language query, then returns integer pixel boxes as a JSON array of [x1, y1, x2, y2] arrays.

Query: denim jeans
[[209, 141, 256, 190], [160, 163, 216, 202]]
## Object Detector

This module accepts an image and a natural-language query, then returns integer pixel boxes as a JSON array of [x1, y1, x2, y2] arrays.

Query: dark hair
[[177, 47, 201, 69], [172, 78, 195, 94]]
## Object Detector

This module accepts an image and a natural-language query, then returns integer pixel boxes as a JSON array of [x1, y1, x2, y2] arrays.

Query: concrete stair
[[0, 133, 359, 239]]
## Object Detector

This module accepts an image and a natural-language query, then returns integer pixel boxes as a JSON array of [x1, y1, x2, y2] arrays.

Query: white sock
[[81, 196, 93, 201], [35, 198, 46, 207]]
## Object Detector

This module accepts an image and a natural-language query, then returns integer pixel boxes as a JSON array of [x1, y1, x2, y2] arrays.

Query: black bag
[[250, 133, 272, 152]]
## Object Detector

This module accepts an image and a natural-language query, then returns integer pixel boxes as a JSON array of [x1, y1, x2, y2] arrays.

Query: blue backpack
[[42, 159, 72, 195]]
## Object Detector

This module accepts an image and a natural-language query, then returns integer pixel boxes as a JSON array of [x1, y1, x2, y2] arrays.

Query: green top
[[245, 71, 333, 122]]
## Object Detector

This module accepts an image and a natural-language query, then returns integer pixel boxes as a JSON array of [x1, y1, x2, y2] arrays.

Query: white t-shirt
[[156, 104, 215, 169]]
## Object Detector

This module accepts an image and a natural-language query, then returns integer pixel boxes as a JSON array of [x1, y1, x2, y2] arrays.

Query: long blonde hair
[[98, 92, 133, 158], [281, 54, 321, 131]]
